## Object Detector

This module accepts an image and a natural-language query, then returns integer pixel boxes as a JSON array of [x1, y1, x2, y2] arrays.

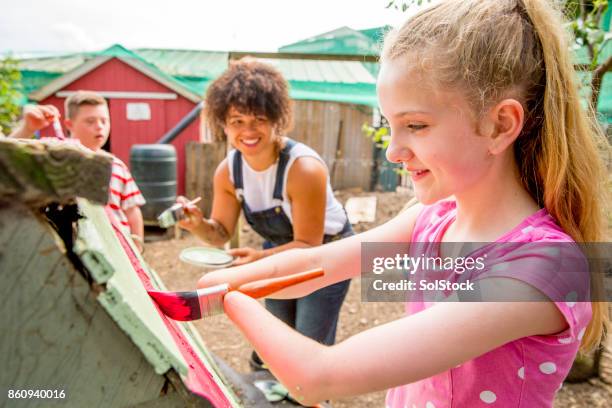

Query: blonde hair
[[383, 0, 610, 351], [65, 91, 107, 119]]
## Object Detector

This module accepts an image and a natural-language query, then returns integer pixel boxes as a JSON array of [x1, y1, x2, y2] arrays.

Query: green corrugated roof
[[20, 71, 61, 97], [278, 26, 386, 78], [279, 26, 380, 56], [263, 58, 374, 83], [95, 44, 204, 96], [359, 26, 392, 45], [16, 44, 379, 107], [17, 44, 204, 99], [18, 54, 87, 73], [289, 81, 377, 106], [135, 49, 228, 78]]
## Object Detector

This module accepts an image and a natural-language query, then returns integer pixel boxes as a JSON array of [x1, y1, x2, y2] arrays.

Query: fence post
[[185, 141, 227, 218]]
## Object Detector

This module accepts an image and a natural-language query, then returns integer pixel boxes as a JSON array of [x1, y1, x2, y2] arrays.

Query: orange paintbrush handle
[[235, 268, 324, 299]]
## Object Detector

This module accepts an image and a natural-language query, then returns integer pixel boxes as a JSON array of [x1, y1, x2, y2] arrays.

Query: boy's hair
[[383, 0, 610, 351], [204, 58, 293, 141], [65, 91, 107, 119]]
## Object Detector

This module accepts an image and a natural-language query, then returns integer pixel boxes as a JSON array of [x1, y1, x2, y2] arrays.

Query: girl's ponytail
[[520, 0, 609, 352]]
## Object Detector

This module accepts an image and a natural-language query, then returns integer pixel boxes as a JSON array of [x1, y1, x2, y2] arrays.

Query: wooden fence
[[185, 140, 227, 217], [288, 100, 375, 190]]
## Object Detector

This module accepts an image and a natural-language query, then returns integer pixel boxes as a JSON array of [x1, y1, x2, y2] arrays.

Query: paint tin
[[179, 247, 234, 271]]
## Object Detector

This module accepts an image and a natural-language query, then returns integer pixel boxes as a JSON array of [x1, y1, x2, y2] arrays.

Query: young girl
[[198, 0, 609, 406]]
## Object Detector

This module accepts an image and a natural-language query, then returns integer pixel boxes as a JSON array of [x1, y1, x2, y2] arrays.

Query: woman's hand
[[176, 195, 204, 232], [229, 246, 264, 266]]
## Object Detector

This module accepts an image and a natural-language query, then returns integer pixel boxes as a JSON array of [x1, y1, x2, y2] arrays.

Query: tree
[[566, 0, 612, 109], [0, 57, 22, 136], [385, 0, 429, 12]]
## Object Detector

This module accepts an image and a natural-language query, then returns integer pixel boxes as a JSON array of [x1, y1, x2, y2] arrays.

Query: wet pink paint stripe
[[104, 207, 232, 407]]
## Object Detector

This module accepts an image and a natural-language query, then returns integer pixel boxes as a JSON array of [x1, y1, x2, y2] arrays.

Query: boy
[[7, 92, 146, 248]]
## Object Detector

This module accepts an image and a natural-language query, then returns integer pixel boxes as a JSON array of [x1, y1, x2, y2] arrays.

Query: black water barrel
[[130, 144, 177, 222]]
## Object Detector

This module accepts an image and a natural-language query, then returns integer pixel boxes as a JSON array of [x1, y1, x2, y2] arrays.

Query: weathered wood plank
[[74, 198, 241, 407], [0, 139, 112, 207], [0, 205, 166, 408]]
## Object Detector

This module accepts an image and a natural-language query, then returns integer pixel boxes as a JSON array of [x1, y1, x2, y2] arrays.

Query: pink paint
[[104, 207, 233, 407], [147, 290, 201, 321], [52, 118, 66, 140]]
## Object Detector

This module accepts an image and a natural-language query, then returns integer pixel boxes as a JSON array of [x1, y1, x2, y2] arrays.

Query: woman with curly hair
[[177, 58, 352, 370]]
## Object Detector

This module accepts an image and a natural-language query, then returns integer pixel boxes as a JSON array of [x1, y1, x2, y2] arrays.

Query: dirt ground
[[143, 189, 612, 408]]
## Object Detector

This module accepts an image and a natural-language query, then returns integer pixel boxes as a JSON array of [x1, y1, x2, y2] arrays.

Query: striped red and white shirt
[[107, 156, 146, 233]]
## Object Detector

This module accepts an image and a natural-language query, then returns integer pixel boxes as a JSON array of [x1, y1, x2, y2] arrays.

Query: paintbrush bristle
[[148, 290, 202, 321]]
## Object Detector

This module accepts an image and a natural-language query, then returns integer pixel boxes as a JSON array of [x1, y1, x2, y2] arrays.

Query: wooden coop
[[0, 139, 299, 407]]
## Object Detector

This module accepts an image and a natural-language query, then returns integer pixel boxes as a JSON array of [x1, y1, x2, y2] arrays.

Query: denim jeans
[[264, 278, 351, 345], [261, 223, 352, 345]]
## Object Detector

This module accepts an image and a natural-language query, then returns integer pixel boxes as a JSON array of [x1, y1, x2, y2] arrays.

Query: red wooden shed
[[29, 45, 203, 196]]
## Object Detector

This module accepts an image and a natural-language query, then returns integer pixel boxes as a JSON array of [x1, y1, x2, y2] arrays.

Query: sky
[[1, 0, 415, 56]]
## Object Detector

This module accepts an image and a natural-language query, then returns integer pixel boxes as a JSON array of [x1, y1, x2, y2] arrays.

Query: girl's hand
[[176, 195, 204, 231], [229, 246, 264, 266]]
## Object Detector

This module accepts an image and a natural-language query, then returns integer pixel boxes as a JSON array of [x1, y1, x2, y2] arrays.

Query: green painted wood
[[74, 199, 188, 377], [0, 126, 241, 407], [0, 205, 167, 407], [0, 139, 112, 207], [74, 198, 241, 407]]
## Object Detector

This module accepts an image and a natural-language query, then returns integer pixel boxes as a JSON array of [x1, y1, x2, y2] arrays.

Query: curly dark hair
[[205, 58, 293, 141]]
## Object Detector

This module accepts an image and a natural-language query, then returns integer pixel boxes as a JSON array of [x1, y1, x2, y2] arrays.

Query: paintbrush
[[157, 197, 202, 228], [51, 117, 66, 140], [148, 268, 324, 321]]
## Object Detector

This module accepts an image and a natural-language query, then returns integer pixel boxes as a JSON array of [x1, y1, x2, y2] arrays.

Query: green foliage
[[566, 0, 609, 67], [563, 0, 612, 108], [0, 57, 23, 136], [385, 0, 428, 13], [361, 122, 390, 148]]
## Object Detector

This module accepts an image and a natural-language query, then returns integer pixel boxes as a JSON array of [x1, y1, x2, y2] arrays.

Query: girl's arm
[[224, 284, 567, 406], [198, 201, 423, 298], [179, 159, 241, 246]]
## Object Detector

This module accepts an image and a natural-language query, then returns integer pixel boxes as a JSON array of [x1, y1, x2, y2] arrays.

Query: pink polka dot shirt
[[385, 201, 592, 408]]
